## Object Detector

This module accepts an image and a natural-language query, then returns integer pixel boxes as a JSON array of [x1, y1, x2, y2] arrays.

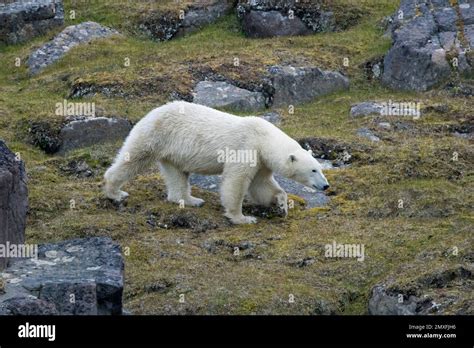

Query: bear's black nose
[[323, 185, 330, 191]]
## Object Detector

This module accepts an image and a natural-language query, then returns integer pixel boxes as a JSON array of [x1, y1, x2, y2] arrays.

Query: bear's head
[[287, 148, 330, 191]]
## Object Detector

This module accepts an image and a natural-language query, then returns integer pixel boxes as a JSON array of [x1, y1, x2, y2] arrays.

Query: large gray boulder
[[0, 0, 64, 44], [268, 66, 349, 107], [382, 0, 473, 91], [237, 0, 336, 38], [193, 81, 266, 111], [58, 117, 132, 154], [0, 237, 124, 315], [0, 140, 28, 271], [28, 21, 119, 75]]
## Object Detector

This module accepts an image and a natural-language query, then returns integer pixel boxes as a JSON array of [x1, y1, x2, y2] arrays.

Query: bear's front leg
[[221, 165, 258, 224]]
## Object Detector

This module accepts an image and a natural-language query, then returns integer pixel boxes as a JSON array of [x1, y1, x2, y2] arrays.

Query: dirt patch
[[147, 210, 219, 233]]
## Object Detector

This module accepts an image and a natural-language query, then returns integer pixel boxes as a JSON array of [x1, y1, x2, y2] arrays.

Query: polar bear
[[104, 101, 330, 224]]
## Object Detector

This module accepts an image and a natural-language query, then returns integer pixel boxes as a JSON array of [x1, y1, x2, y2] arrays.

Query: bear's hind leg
[[248, 170, 288, 216], [159, 161, 204, 207], [104, 150, 157, 202]]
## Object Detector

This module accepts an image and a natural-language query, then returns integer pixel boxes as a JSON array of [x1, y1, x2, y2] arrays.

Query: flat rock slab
[[268, 65, 349, 107], [28, 21, 119, 75], [350, 102, 383, 117], [190, 159, 333, 208], [382, 0, 473, 91], [193, 81, 266, 111], [0, 140, 28, 271], [0, 237, 124, 315], [58, 117, 132, 154], [0, 0, 64, 44]]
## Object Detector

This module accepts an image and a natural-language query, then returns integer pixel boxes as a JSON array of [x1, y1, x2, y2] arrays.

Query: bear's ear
[[307, 149, 313, 156], [289, 154, 297, 163]]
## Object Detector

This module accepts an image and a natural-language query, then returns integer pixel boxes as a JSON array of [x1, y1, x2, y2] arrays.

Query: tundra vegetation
[[0, 0, 472, 314]]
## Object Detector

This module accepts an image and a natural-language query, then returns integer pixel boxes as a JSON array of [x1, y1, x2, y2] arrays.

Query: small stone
[[357, 128, 380, 142], [377, 122, 391, 130], [45, 250, 58, 258]]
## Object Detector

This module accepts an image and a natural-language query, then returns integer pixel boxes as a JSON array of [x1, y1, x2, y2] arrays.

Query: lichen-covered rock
[[28, 21, 119, 75], [139, 0, 235, 41], [382, 0, 474, 91], [193, 81, 266, 111], [368, 266, 474, 315], [0, 0, 64, 44], [0, 237, 124, 315], [237, 0, 336, 38], [368, 285, 432, 315], [58, 117, 132, 154], [0, 140, 28, 271], [268, 65, 349, 107]]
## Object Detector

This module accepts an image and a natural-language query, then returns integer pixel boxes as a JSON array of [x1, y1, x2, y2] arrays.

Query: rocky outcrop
[[368, 266, 474, 315], [237, 0, 336, 38], [193, 81, 266, 111], [0, 0, 64, 44], [0, 140, 28, 271], [139, 0, 235, 41], [368, 285, 434, 315], [28, 21, 119, 75], [268, 65, 349, 107], [0, 237, 124, 315], [382, 0, 474, 91], [58, 117, 132, 154]]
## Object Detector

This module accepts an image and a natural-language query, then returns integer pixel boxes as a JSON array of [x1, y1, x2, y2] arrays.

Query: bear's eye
[[312, 169, 317, 173]]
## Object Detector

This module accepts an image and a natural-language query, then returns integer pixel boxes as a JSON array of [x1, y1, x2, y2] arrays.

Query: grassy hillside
[[0, 0, 472, 314]]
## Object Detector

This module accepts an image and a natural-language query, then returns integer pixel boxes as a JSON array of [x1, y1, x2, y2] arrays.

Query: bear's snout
[[323, 184, 330, 191]]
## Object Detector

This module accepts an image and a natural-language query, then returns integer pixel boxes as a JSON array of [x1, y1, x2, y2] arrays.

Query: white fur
[[104, 101, 329, 224]]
